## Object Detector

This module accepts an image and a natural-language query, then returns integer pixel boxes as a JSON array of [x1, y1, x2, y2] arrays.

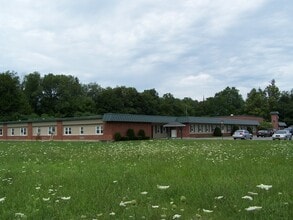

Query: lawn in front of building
[[0, 140, 292, 219]]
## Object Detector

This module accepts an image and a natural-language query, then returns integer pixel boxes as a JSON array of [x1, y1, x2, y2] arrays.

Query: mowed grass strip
[[0, 140, 292, 219]]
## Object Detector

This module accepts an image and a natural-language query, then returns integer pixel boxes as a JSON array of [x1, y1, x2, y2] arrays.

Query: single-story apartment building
[[0, 113, 267, 141]]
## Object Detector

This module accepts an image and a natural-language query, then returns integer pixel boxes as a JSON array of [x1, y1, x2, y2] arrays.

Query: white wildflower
[[248, 192, 258, 195], [42, 197, 50, 201], [203, 209, 213, 213], [140, 191, 148, 195], [245, 206, 262, 211], [215, 196, 224, 200], [113, 180, 118, 183], [0, 197, 6, 202], [119, 201, 126, 207], [173, 214, 181, 219], [35, 186, 41, 190], [15, 213, 26, 218], [61, 196, 71, 200], [180, 196, 187, 202], [119, 200, 136, 207], [242, 195, 253, 201], [157, 185, 170, 190], [152, 205, 159, 208], [256, 184, 272, 190], [109, 212, 115, 216]]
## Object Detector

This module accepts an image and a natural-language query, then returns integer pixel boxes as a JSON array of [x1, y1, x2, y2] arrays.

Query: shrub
[[213, 127, 222, 137], [258, 121, 273, 130], [137, 129, 146, 139], [114, 132, 122, 141], [126, 128, 136, 140]]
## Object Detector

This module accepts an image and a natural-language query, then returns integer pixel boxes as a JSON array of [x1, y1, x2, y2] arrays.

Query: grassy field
[[0, 140, 292, 219]]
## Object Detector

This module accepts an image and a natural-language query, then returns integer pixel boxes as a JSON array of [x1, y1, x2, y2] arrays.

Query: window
[[96, 125, 103, 135], [11, 128, 15, 136], [155, 125, 164, 134], [64, 127, 72, 135], [80, 127, 84, 135], [36, 127, 41, 135], [198, 124, 203, 132], [0, 128, 3, 136], [190, 124, 195, 133], [20, 127, 27, 136], [48, 126, 56, 135]]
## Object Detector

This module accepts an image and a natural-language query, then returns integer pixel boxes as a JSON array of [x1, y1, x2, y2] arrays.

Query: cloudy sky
[[1, 0, 292, 100]]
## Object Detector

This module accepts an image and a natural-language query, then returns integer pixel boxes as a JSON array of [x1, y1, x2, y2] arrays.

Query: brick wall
[[104, 122, 152, 140]]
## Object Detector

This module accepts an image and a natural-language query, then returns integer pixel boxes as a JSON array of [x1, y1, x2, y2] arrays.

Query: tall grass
[[0, 140, 292, 219]]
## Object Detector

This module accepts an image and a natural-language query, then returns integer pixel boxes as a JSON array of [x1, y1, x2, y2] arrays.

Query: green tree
[[40, 74, 85, 117], [245, 88, 269, 119], [204, 87, 244, 116], [82, 83, 102, 114], [140, 89, 160, 115], [265, 79, 280, 112], [258, 121, 273, 130], [0, 71, 31, 120], [160, 93, 185, 116], [278, 90, 293, 125], [22, 72, 43, 115], [182, 97, 199, 116]]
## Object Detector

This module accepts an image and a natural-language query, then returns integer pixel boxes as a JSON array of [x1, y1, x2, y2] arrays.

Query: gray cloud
[[0, 0, 292, 100]]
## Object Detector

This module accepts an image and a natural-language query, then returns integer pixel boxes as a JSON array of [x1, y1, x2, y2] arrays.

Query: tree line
[[1, 71, 292, 125]]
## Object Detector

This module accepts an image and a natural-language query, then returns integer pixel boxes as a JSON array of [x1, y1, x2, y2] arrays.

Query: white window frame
[[198, 124, 203, 133], [189, 124, 195, 133], [20, 127, 27, 136], [96, 125, 103, 135], [80, 127, 84, 135], [36, 127, 41, 135], [10, 128, 15, 136], [48, 126, 56, 135], [64, 127, 72, 135], [155, 125, 164, 134]]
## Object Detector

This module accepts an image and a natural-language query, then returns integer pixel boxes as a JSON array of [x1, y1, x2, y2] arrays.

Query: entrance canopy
[[163, 121, 186, 128]]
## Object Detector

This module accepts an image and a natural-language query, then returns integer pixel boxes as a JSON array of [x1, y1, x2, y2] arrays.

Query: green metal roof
[[1, 113, 260, 126], [0, 115, 103, 125], [103, 113, 177, 123], [103, 113, 260, 126]]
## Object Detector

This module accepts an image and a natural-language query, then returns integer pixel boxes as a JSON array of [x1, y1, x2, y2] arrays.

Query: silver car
[[233, 130, 253, 140], [272, 130, 292, 140]]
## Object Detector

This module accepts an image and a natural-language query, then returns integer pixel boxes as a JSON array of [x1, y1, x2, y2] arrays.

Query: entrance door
[[171, 129, 177, 138]]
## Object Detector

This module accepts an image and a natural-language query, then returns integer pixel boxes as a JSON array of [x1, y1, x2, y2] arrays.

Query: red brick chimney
[[270, 111, 279, 130]]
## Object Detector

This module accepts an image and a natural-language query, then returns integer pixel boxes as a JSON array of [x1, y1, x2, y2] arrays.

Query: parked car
[[284, 127, 293, 135], [233, 130, 253, 140], [256, 130, 272, 137], [272, 130, 292, 140]]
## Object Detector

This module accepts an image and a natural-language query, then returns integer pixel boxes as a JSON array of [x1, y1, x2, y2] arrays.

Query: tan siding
[[32, 122, 57, 127], [7, 124, 27, 136], [32, 122, 57, 136], [62, 124, 102, 135], [63, 119, 103, 126]]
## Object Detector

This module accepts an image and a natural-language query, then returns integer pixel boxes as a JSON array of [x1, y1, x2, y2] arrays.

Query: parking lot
[[195, 136, 276, 140]]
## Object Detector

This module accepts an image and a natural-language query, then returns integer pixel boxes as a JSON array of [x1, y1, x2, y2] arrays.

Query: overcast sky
[[1, 0, 292, 100]]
